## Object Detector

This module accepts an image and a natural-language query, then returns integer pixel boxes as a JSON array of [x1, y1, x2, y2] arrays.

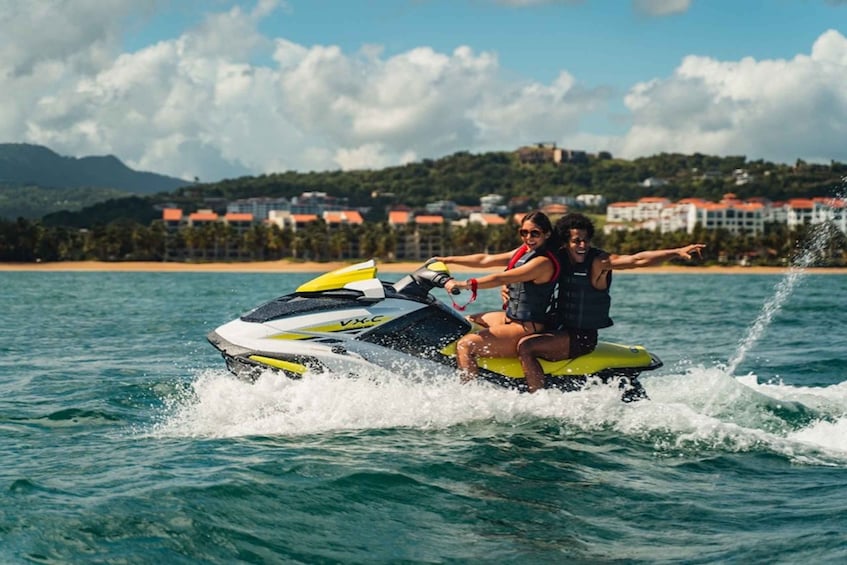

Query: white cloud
[[493, 0, 583, 6], [335, 143, 417, 171], [1, 2, 845, 182], [0, 0, 150, 76], [472, 71, 610, 145], [1, 1, 604, 179], [0, 0, 151, 143], [617, 29, 847, 164], [632, 0, 691, 16], [494, 0, 691, 15]]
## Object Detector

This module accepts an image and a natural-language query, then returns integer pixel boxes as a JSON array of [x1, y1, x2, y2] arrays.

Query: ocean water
[[1, 266, 846, 563]]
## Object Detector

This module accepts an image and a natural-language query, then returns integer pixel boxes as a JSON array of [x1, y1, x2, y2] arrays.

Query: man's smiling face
[[566, 229, 591, 263]]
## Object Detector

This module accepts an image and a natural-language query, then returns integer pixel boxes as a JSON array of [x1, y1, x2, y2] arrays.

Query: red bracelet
[[468, 278, 479, 303], [449, 278, 478, 311]]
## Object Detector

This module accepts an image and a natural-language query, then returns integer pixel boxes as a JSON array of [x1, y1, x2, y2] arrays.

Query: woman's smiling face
[[518, 221, 549, 250]]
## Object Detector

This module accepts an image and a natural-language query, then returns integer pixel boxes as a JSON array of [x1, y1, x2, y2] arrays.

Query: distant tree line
[[2, 215, 845, 267]]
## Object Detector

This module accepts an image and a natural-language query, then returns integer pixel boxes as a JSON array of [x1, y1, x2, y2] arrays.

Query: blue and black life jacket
[[504, 244, 560, 324], [552, 247, 614, 330]]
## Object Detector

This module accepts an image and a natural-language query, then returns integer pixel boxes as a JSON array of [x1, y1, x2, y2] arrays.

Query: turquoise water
[[2, 268, 846, 563]]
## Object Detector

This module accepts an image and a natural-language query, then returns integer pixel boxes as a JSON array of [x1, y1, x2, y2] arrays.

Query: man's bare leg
[[517, 332, 571, 392]]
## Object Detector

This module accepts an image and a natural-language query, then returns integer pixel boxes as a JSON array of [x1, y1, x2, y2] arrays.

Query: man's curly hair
[[554, 213, 595, 240]]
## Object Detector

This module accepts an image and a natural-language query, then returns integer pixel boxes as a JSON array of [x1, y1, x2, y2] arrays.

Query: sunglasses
[[518, 229, 543, 238]]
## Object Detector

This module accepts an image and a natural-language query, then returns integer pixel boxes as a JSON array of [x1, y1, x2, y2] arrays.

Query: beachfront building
[[425, 200, 460, 220], [540, 195, 577, 208], [517, 142, 563, 165], [605, 197, 672, 224], [785, 197, 846, 233], [187, 209, 219, 226], [386, 210, 449, 260], [480, 194, 505, 214], [576, 193, 606, 208], [467, 212, 508, 228], [223, 212, 255, 238], [388, 210, 412, 260], [813, 197, 846, 234], [641, 177, 669, 188], [786, 198, 816, 228], [324, 210, 365, 260], [411, 215, 447, 260], [162, 208, 183, 232], [605, 194, 847, 236], [158, 191, 846, 264], [227, 197, 290, 220], [290, 191, 349, 215], [604, 197, 672, 232], [267, 210, 319, 232], [685, 200, 767, 235]]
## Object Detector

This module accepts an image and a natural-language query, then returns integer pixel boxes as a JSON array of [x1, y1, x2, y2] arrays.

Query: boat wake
[[150, 361, 847, 467]]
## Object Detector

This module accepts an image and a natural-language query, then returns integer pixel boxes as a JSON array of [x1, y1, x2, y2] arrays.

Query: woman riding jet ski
[[206, 259, 662, 401]]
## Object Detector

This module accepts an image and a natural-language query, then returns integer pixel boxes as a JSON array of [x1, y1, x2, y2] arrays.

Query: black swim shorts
[[567, 328, 598, 358]]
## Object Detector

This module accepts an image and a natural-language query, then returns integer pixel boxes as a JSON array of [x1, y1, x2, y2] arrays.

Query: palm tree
[[329, 231, 346, 260]]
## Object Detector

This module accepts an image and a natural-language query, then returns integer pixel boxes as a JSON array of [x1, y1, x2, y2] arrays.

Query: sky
[[1, 0, 846, 182]]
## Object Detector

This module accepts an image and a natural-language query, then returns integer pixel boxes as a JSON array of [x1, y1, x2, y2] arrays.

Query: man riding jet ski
[[206, 259, 662, 401]]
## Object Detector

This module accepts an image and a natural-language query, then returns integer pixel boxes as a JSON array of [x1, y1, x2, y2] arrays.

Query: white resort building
[[605, 194, 846, 235]]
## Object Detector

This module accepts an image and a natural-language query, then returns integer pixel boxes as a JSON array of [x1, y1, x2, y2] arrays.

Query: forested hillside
[[184, 150, 846, 214], [3, 148, 846, 226], [0, 143, 191, 219]]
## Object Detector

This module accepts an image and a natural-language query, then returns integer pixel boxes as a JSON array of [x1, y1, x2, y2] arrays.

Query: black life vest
[[504, 244, 560, 324], [553, 247, 613, 330]]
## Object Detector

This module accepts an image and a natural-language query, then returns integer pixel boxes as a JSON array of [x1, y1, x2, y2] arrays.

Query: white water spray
[[726, 189, 845, 375]]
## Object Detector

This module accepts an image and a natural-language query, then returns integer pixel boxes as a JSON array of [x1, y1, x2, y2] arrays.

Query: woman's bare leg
[[456, 323, 536, 381], [466, 311, 507, 329]]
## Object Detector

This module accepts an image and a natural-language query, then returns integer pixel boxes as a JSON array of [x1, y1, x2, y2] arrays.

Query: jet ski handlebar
[[411, 259, 460, 295]]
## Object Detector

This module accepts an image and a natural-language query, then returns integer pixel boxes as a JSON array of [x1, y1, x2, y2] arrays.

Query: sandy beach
[[1, 260, 845, 274]]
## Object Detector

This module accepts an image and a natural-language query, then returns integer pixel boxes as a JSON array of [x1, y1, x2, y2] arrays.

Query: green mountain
[[0, 143, 191, 219]]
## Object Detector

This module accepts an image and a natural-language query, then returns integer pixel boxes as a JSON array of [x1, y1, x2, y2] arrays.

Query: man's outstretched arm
[[589, 244, 705, 288], [609, 243, 705, 270]]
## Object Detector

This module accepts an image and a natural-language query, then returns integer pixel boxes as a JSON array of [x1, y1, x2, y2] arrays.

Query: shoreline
[[1, 260, 845, 275]]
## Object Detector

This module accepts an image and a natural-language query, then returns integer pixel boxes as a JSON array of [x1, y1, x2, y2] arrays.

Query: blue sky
[[1, 0, 846, 181]]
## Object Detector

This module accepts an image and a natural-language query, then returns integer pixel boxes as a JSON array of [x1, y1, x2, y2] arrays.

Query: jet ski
[[207, 259, 662, 401]]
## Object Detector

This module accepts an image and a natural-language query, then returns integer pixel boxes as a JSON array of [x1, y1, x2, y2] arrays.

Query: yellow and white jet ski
[[207, 260, 662, 401]]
